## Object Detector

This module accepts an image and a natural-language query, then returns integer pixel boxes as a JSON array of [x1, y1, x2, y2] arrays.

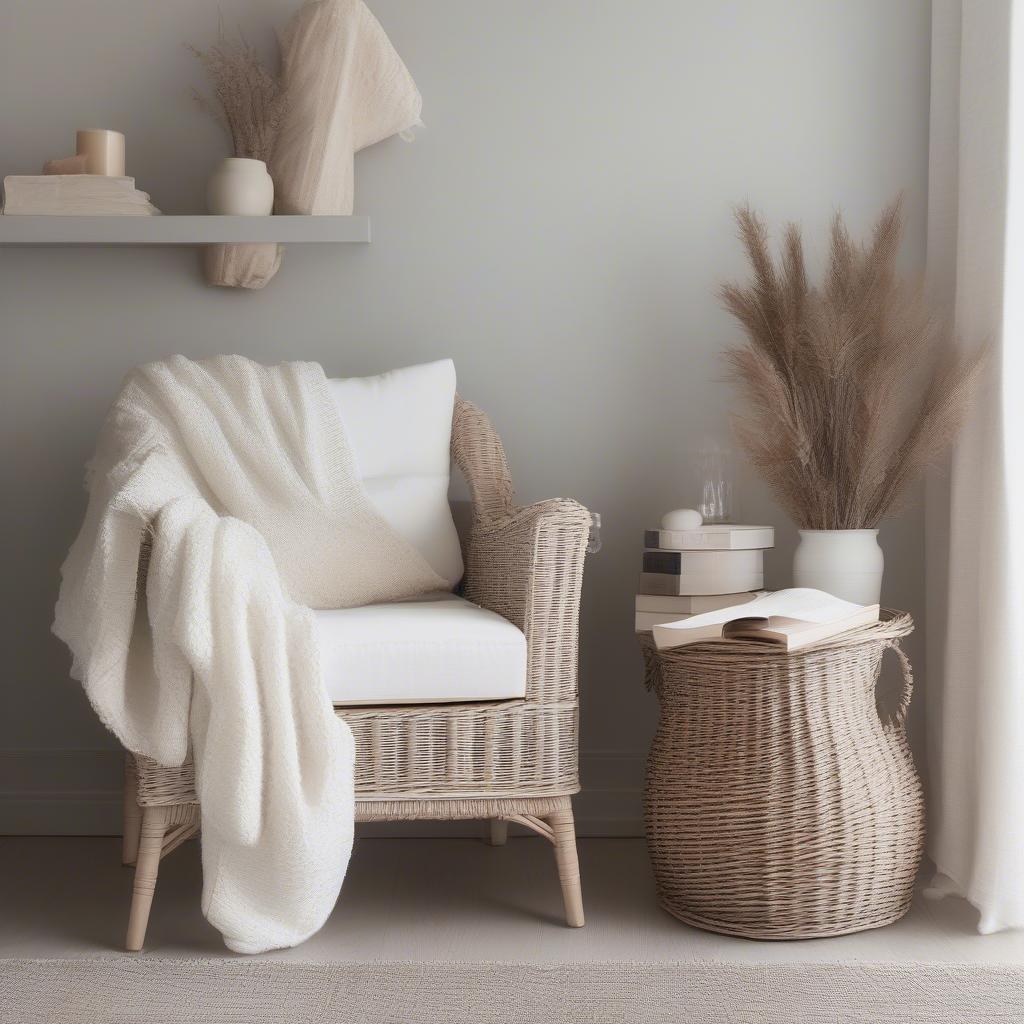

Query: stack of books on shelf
[[635, 520, 774, 631], [1, 175, 159, 215]]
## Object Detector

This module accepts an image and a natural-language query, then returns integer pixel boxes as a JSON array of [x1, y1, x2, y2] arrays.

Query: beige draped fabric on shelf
[[272, 0, 423, 216]]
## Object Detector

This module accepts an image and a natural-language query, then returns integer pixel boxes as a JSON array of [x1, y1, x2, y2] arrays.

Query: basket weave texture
[[639, 612, 924, 940]]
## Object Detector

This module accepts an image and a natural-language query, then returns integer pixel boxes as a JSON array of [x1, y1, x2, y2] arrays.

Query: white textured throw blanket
[[53, 355, 444, 952]]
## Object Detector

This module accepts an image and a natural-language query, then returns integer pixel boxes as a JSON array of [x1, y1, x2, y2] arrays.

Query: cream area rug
[[2, 959, 1022, 1024]]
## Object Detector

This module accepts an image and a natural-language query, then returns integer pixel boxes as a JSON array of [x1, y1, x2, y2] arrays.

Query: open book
[[651, 588, 880, 652]]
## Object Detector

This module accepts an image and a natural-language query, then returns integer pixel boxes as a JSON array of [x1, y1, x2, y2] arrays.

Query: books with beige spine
[[636, 610, 691, 631], [638, 567, 764, 596], [643, 524, 774, 550], [635, 591, 767, 632], [1, 175, 160, 215], [639, 545, 766, 596], [642, 548, 762, 576], [636, 592, 766, 614], [651, 588, 880, 652]]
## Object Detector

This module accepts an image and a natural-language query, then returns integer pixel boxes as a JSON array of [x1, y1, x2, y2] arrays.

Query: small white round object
[[661, 508, 703, 531]]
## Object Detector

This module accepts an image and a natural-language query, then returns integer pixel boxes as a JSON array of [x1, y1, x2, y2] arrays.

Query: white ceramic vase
[[206, 157, 274, 215], [792, 529, 884, 605]]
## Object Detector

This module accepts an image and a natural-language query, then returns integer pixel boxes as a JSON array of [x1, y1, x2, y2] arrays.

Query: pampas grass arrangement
[[721, 198, 985, 530], [191, 29, 287, 162]]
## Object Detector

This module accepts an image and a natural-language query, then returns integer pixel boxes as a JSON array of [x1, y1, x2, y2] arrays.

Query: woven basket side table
[[639, 611, 924, 940]]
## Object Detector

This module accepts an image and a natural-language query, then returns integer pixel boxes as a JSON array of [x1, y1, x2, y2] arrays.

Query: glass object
[[696, 445, 735, 523]]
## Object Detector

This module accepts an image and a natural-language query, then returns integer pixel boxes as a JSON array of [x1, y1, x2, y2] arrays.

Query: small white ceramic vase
[[792, 529, 884, 604], [206, 157, 274, 215]]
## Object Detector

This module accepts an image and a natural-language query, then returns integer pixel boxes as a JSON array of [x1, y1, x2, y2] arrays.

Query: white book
[[642, 548, 763, 576], [644, 525, 774, 551], [634, 573, 765, 598], [2, 175, 159, 215], [635, 592, 766, 614], [635, 610, 692, 632], [4, 174, 138, 192], [638, 570, 765, 596], [652, 589, 880, 653]]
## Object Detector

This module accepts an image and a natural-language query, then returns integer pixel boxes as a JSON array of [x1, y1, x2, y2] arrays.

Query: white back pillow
[[328, 359, 463, 590]]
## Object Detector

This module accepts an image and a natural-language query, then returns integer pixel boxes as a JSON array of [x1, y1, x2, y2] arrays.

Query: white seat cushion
[[329, 359, 464, 589], [315, 593, 527, 706]]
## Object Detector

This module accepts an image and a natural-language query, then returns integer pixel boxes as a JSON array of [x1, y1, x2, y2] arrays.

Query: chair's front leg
[[126, 806, 168, 951], [548, 806, 585, 927]]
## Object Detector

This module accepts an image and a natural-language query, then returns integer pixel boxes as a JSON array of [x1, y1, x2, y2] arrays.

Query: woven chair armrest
[[451, 396, 516, 524], [463, 497, 591, 705]]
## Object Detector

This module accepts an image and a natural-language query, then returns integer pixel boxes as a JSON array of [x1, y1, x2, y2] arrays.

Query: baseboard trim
[[0, 748, 644, 837], [0, 793, 124, 836]]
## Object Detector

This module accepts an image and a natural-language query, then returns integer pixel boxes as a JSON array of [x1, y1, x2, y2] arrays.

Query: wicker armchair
[[121, 396, 592, 950]]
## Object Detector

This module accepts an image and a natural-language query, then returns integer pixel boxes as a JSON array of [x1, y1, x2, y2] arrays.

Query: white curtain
[[926, 0, 1024, 932]]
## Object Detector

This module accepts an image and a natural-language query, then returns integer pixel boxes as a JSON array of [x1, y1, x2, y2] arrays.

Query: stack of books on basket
[[635, 509, 774, 632], [636, 508, 882, 653]]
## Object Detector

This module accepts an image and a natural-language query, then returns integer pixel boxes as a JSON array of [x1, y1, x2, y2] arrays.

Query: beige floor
[[2, 835, 1023, 965]]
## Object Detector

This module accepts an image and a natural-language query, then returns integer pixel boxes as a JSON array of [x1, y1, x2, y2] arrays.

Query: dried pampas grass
[[721, 198, 985, 529], [191, 28, 287, 162]]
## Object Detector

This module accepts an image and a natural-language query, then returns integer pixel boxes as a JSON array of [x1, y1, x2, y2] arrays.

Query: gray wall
[[0, 0, 932, 834]]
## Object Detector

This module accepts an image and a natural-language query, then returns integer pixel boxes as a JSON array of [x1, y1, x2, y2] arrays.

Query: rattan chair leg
[[486, 818, 509, 846], [122, 757, 143, 867], [125, 806, 168, 951], [548, 807, 584, 927]]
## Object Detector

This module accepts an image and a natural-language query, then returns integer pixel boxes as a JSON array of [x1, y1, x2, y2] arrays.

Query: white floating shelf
[[0, 215, 371, 245]]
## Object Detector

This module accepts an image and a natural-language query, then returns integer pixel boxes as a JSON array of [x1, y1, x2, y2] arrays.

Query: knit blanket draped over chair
[[53, 355, 445, 953]]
